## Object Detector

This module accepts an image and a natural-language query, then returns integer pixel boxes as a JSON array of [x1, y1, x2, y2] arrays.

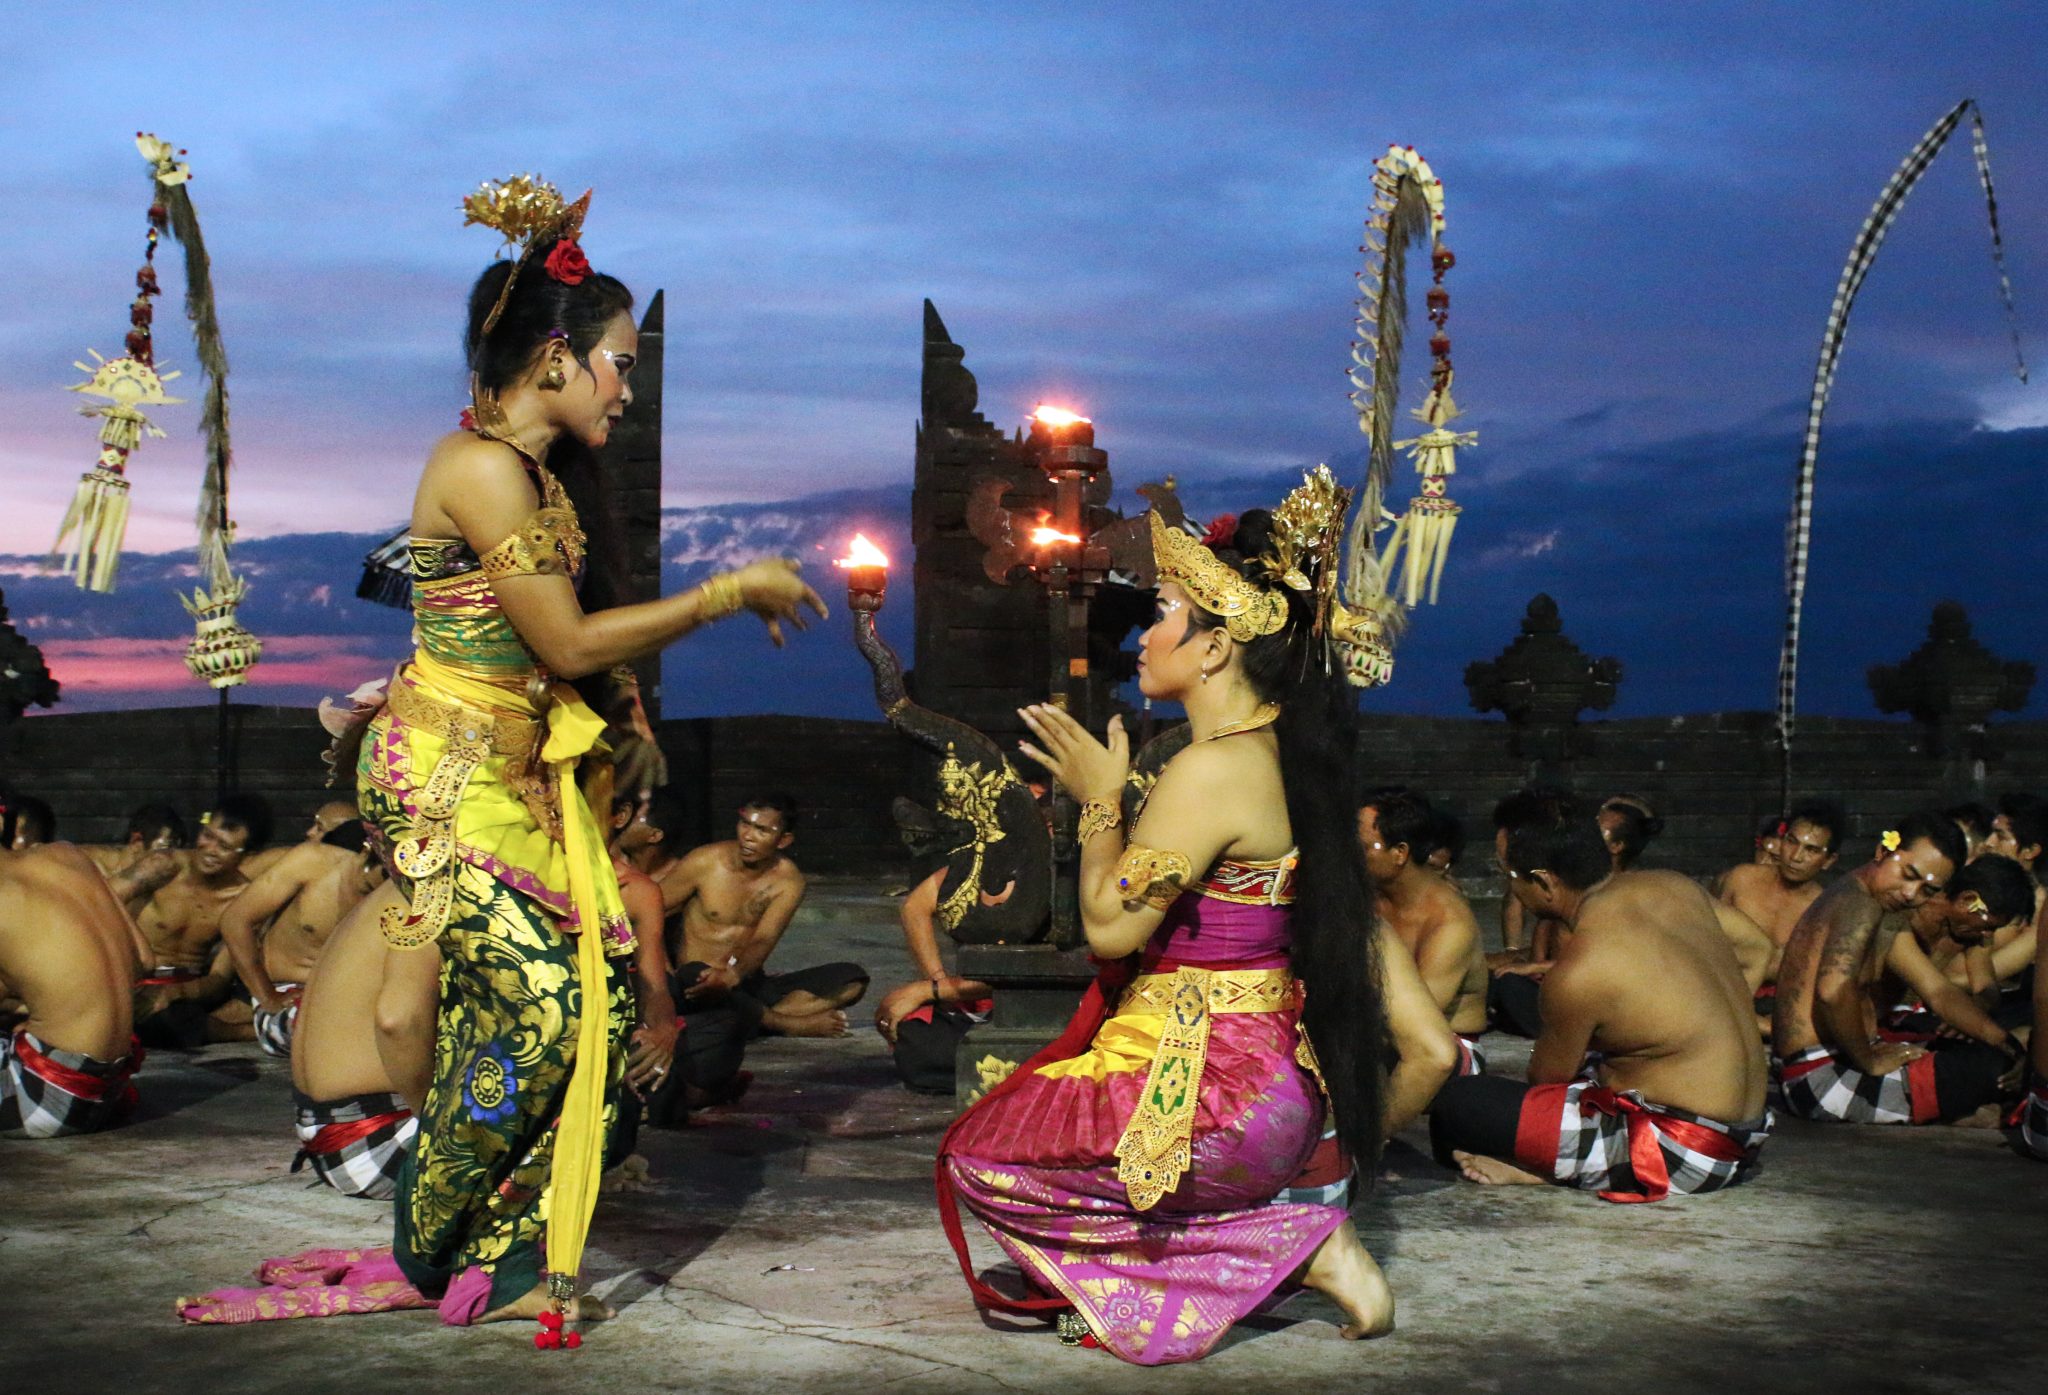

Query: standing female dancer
[[938, 473, 1394, 1364], [360, 176, 824, 1338]]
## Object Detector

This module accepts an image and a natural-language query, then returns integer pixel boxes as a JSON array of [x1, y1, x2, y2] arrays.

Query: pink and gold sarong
[[938, 859, 1346, 1365]]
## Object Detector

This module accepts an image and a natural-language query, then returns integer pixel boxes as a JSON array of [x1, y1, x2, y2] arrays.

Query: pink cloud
[[38, 634, 397, 697]]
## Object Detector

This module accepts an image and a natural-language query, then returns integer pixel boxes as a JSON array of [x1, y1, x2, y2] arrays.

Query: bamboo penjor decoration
[[1774, 100, 2023, 803], [133, 133, 263, 687]]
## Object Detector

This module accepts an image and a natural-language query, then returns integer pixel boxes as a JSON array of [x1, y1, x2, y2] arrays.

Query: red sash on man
[[13, 1030, 143, 1115], [1512, 1081, 1759, 1203]]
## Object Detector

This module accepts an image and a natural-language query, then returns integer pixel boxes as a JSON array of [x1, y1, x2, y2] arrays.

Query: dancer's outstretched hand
[[735, 558, 828, 647], [1016, 703, 1129, 804]]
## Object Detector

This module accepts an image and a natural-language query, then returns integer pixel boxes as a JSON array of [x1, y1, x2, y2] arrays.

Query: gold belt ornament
[[380, 677, 546, 950], [1112, 966, 1293, 1210]]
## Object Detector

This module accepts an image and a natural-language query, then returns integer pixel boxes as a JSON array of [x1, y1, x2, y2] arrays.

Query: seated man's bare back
[[0, 840, 144, 1137], [288, 880, 420, 1198], [1434, 802, 1770, 1202], [1360, 793, 1488, 1037]]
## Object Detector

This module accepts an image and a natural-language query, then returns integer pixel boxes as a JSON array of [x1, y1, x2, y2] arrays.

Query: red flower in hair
[[1201, 513, 1239, 549], [544, 238, 591, 285], [458, 407, 477, 431]]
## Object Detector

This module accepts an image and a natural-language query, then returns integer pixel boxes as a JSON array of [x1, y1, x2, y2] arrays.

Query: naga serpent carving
[[853, 603, 1052, 945]]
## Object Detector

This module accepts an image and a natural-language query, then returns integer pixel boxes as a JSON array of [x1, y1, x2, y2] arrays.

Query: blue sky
[[0, 3, 2042, 719]]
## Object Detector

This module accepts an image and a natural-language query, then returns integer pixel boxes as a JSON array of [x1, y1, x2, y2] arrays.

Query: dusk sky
[[1, 4, 2042, 721]]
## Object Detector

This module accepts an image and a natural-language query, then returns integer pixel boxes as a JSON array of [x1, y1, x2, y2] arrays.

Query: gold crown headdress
[[462, 174, 592, 335], [1149, 465, 1360, 651]]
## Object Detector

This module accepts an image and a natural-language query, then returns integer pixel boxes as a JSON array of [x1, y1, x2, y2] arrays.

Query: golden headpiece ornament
[[461, 174, 593, 335], [1149, 465, 1363, 652]]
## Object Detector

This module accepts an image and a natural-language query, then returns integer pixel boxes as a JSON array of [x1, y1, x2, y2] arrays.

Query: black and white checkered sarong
[[1776, 1044, 1925, 1125], [0, 1027, 139, 1138], [252, 988, 302, 1059], [291, 1089, 417, 1199], [1535, 1078, 1770, 1200]]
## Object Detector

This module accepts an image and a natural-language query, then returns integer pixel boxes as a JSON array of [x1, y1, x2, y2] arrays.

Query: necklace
[[468, 374, 543, 466], [1200, 703, 1281, 742]]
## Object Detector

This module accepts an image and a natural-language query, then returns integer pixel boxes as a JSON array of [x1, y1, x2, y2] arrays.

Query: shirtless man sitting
[[1432, 795, 1770, 1201], [219, 819, 385, 1058], [664, 793, 865, 1037], [602, 792, 681, 1132], [0, 804, 145, 1137], [1718, 799, 1843, 948], [873, 866, 997, 1094], [1971, 794, 2045, 1022], [133, 793, 272, 1048], [8, 794, 55, 849], [1774, 812, 2023, 1125], [289, 880, 419, 1197], [1870, 855, 2035, 1043], [2018, 899, 2048, 1161], [1487, 786, 1572, 1036], [1361, 788, 1489, 1074]]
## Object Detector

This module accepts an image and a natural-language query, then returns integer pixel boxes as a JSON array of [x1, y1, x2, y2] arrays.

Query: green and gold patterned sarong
[[358, 500, 636, 1315]]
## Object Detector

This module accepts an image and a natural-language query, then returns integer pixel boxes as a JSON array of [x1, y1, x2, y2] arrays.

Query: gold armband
[[480, 505, 584, 580], [1078, 798, 1121, 842], [697, 571, 743, 621], [1115, 844, 1191, 911]]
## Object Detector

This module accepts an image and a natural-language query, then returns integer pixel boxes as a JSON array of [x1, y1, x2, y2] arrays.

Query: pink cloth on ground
[[176, 1247, 494, 1326]]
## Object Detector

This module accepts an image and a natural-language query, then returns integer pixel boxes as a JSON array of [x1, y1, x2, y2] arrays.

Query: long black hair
[[1185, 509, 1387, 1176], [464, 240, 635, 615]]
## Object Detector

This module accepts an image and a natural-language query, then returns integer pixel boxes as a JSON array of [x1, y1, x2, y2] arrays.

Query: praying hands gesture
[[1016, 704, 1129, 804]]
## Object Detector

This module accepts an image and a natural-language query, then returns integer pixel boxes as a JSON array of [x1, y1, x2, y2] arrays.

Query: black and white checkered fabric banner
[[1776, 100, 2026, 793]]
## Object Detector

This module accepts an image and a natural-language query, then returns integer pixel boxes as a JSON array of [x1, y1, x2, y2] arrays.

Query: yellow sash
[[1109, 966, 1293, 1210], [386, 651, 623, 1303]]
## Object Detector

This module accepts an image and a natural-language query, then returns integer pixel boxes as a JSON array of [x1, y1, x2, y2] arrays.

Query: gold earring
[[540, 358, 567, 391]]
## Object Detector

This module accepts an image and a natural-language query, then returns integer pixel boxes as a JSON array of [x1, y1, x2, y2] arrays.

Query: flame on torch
[[1030, 404, 1090, 428], [1030, 526, 1082, 546], [835, 533, 890, 569]]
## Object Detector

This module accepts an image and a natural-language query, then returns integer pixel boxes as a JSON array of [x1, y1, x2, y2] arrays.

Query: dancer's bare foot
[[1950, 1103, 2005, 1130], [1298, 1220, 1395, 1340], [478, 1281, 615, 1325], [762, 1007, 848, 1038], [1453, 1150, 1548, 1186]]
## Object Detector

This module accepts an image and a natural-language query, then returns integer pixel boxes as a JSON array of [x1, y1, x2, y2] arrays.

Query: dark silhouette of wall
[[6, 704, 2044, 876]]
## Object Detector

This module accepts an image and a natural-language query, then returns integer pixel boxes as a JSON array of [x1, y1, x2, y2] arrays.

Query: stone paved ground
[[4, 879, 2044, 1394]]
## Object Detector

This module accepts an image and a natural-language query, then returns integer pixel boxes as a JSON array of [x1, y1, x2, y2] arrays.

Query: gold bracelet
[[1078, 798, 1121, 842], [697, 572, 743, 621]]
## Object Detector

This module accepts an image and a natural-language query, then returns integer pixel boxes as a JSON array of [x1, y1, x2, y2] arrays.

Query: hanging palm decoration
[[1333, 144, 1473, 688], [128, 134, 264, 688], [49, 143, 190, 591]]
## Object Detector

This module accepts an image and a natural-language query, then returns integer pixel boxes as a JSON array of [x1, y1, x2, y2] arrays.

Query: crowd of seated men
[[7, 774, 2041, 1188], [0, 784, 870, 1190]]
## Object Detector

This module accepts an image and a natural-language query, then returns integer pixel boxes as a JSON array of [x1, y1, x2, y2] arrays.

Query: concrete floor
[[4, 878, 2044, 1394]]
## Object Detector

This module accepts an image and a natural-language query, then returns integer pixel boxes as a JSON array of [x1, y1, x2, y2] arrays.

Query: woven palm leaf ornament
[[49, 140, 190, 591], [1775, 99, 2024, 801], [136, 134, 264, 690], [1333, 144, 1472, 689]]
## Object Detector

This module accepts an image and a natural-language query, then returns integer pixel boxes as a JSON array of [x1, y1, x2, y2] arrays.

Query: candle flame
[[1031, 404, 1090, 428], [834, 533, 890, 569], [1030, 526, 1082, 546]]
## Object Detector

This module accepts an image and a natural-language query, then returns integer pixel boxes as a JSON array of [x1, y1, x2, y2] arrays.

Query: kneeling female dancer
[[938, 477, 1393, 1364], [360, 175, 824, 1338]]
